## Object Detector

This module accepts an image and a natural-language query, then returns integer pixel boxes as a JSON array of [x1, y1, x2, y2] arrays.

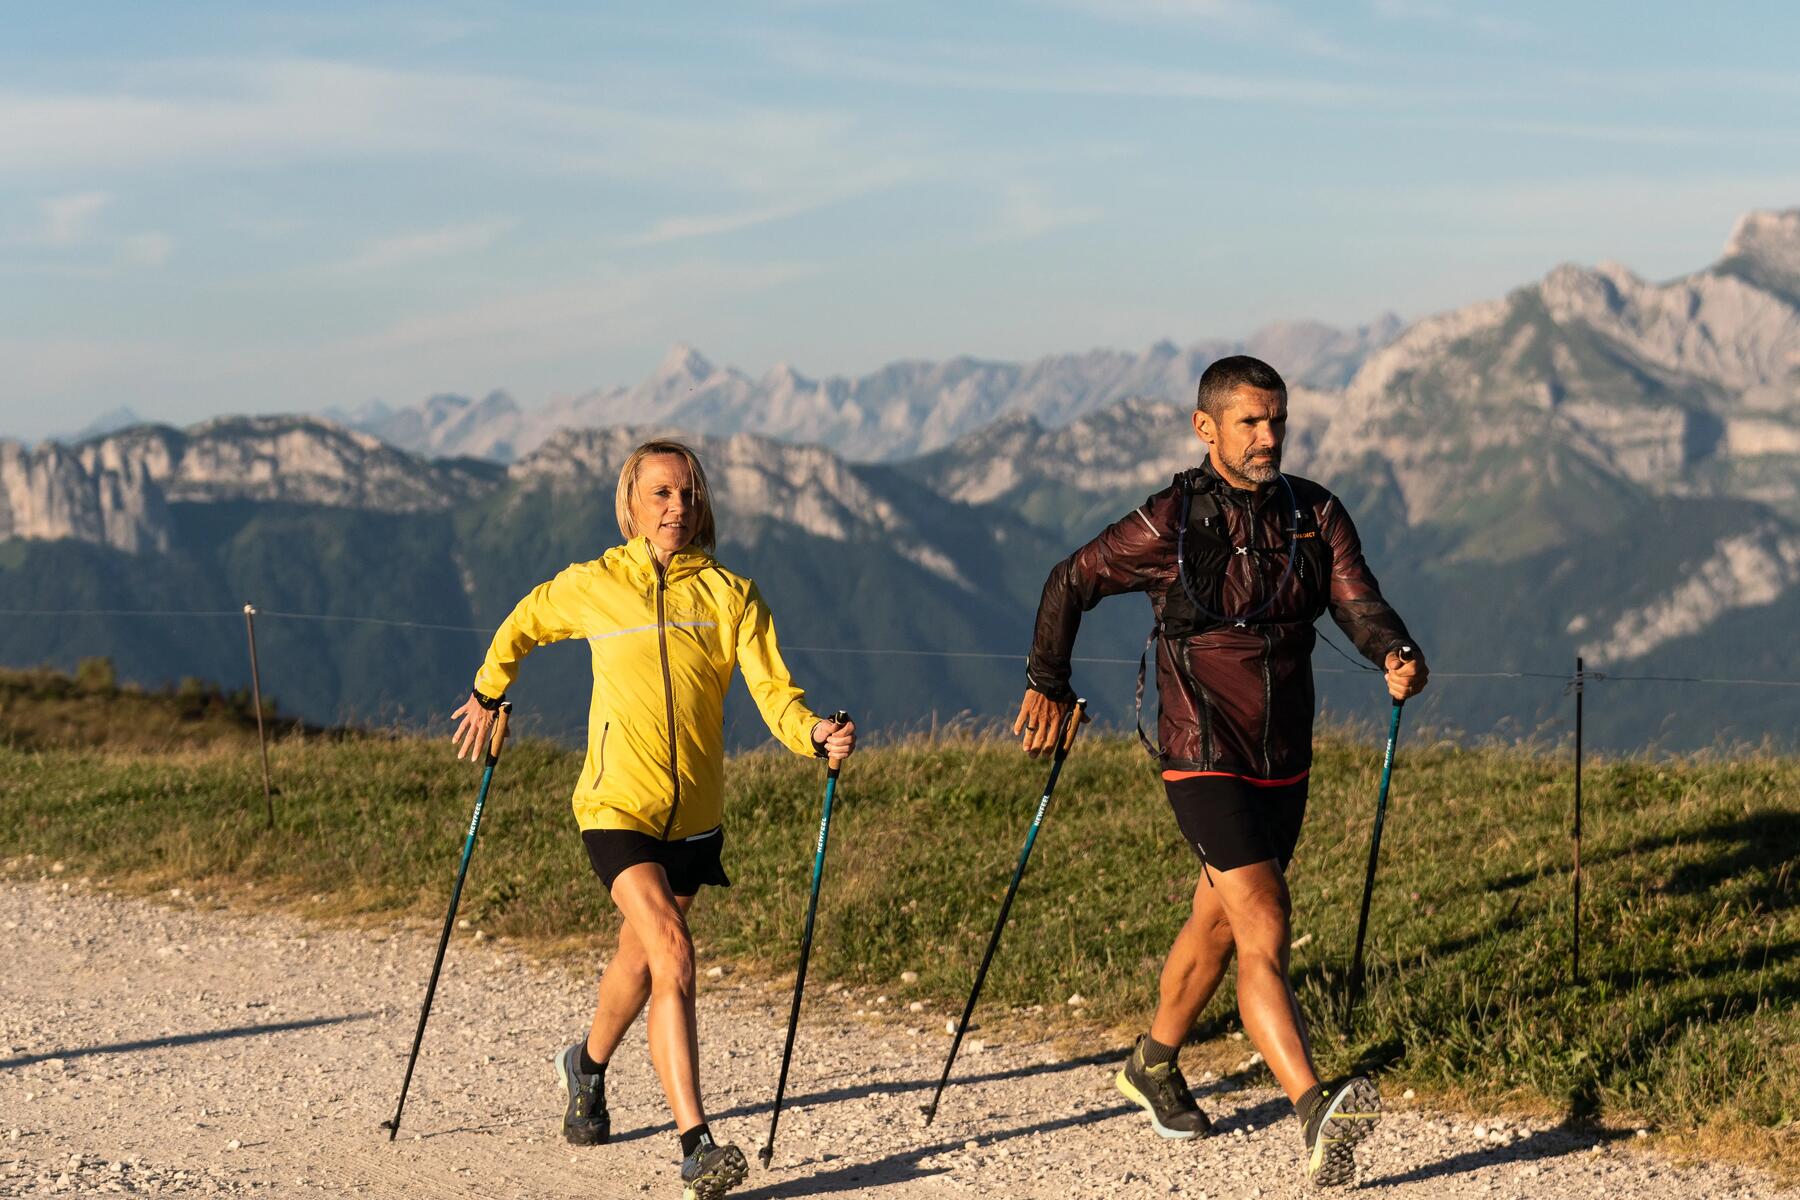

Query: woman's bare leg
[[607, 864, 704, 1131], [586, 890, 696, 1065]]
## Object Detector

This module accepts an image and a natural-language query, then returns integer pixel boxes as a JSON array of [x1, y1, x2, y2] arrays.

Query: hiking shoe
[[679, 1134, 748, 1200], [554, 1042, 610, 1146], [1115, 1035, 1213, 1139], [1302, 1075, 1381, 1187]]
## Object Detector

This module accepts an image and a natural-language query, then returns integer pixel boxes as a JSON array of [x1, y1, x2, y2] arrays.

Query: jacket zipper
[[1246, 491, 1274, 776], [592, 722, 609, 788], [1182, 639, 1215, 769], [653, 562, 682, 840], [1260, 630, 1274, 777]]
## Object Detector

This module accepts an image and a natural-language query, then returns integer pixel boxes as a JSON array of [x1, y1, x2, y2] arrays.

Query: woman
[[450, 439, 854, 1200]]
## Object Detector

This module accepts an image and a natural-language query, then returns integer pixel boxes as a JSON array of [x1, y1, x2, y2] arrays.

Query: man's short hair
[[1196, 356, 1287, 421]]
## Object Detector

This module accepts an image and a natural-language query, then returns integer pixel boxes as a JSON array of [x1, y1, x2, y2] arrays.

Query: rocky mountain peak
[[1723, 208, 1800, 270], [657, 342, 715, 383], [1715, 208, 1800, 300]]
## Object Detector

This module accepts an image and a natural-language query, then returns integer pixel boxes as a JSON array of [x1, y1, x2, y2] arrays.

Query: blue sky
[[4, 1, 1799, 440]]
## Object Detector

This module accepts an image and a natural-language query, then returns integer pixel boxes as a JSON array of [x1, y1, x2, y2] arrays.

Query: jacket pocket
[[591, 722, 609, 788]]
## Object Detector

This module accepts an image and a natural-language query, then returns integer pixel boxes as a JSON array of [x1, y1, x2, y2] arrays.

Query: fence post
[[1572, 654, 1584, 986], [243, 604, 275, 829]]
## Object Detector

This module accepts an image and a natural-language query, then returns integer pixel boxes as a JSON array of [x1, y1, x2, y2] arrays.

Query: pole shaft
[[1347, 699, 1404, 1015], [1573, 655, 1583, 986], [385, 705, 510, 1140], [242, 605, 275, 829], [762, 767, 837, 1157], [761, 711, 849, 1164], [924, 700, 1085, 1124]]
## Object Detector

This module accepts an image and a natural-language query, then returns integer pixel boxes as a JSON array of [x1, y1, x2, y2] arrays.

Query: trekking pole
[[1572, 654, 1584, 986], [1347, 647, 1413, 1018], [381, 701, 512, 1141], [922, 698, 1087, 1127], [758, 710, 851, 1169]]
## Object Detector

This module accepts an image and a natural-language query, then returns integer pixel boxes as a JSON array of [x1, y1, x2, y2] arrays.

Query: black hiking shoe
[[555, 1042, 610, 1146], [1302, 1075, 1381, 1187], [679, 1133, 748, 1200], [1115, 1034, 1213, 1139]]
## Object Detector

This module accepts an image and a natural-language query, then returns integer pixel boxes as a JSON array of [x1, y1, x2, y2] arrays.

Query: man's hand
[[1384, 649, 1428, 703], [812, 715, 856, 762], [1012, 688, 1088, 757], [450, 692, 496, 761]]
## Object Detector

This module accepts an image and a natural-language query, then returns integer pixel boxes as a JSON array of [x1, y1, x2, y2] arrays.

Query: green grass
[[1, 714, 1794, 1167]]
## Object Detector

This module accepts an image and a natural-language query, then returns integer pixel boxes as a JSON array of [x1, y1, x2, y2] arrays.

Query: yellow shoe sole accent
[[1115, 1069, 1202, 1140]]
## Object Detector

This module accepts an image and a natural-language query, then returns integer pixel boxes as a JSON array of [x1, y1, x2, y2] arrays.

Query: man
[[1014, 355, 1426, 1187]]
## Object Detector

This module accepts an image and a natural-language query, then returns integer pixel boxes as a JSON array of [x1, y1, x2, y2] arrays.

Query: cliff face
[[0, 439, 171, 555], [1, 416, 502, 555]]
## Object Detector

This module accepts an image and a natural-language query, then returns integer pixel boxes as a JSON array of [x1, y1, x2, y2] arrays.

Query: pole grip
[[486, 702, 513, 764], [826, 709, 850, 770], [1392, 644, 1416, 708], [1058, 698, 1088, 752]]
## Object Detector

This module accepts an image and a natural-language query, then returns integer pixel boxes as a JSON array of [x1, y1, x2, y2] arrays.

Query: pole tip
[[243, 603, 257, 615], [757, 1146, 773, 1168]]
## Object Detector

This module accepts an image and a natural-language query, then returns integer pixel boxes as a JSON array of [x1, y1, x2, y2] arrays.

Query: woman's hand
[[450, 692, 496, 761], [812, 715, 856, 761]]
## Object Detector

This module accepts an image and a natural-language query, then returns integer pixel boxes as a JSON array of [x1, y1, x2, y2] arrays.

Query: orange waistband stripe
[[1160, 768, 1311, 787]]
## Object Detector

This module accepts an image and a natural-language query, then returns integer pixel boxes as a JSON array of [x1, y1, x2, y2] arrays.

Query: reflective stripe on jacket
[[474, 536, 822, 839]]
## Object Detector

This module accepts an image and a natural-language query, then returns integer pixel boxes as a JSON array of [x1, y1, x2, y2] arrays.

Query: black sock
[[578, 1044, 606, 1078], [1140, 1034, 1180, 1070], [1295, 1083, 1324, 1125], [679, 1123, 712, 1158]]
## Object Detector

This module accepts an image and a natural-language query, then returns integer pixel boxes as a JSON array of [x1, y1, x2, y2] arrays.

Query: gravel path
[[1, 875, 1789, 1199]]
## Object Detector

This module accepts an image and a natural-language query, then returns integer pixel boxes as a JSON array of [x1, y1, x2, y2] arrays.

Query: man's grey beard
[[1232, 449, 1281, 485]]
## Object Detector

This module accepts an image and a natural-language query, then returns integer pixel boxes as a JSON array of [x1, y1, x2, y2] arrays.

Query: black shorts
[[1164, 774, 1309, 874], [582, 827, 731, 897]]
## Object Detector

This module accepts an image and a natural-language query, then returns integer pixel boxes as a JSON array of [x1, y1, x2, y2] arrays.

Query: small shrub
[[75, 656, 117, 694]]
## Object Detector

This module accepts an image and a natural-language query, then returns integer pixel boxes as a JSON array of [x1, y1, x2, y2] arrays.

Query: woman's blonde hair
[[614, 439, 717, 553]]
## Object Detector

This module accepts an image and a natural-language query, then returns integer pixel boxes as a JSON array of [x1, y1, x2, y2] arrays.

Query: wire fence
[[3, 599, 1793, 989]]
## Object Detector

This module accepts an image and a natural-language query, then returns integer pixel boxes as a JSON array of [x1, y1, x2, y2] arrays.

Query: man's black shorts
[[583, 827, 731, 897], [1164, 773, 1309, 873]]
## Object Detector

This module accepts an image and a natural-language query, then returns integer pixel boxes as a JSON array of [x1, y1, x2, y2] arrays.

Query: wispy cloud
[[1370, 0, 1535, 41], [768, 34, 1388, 105], [993, 184, 1102, 240], [627, 164, 916, 246], [41, 191, 111, 245], [1050, 0, 1358, 61], [324, 218, 516, 273], [0, 59, 883, 193], [120, 231, 174, 267]]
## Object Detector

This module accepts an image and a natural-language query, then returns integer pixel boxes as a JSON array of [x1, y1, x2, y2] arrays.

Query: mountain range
[[6, 208, 1799, 752]]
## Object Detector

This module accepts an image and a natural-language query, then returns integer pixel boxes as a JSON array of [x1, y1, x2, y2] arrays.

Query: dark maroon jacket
[[1026, 460, 1415, 779]]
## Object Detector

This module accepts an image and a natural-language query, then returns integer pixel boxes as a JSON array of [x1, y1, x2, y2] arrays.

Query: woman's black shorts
[[1164, 774, 1309, 874], [582, 827, 731, 897]]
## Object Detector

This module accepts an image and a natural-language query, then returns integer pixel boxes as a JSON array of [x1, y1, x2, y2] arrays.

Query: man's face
[[1192, 386, 1286, 489]]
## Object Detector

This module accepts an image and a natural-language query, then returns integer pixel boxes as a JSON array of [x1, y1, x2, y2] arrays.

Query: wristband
[[471, 688, 504, 712]]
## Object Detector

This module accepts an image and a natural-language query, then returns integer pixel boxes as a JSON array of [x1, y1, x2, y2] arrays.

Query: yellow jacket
[[473, 537, 824, 839]]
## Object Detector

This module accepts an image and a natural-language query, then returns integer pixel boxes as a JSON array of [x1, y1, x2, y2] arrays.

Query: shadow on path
[[732, 1102, 1140, 1199], [1362, 1124, 1634, 1189], [0, 1013, 375, 1070], [607, 1046, 1129, 1146]]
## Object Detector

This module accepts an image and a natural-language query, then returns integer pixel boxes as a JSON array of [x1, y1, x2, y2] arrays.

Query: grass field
[[1, 673, 1794, 1168]]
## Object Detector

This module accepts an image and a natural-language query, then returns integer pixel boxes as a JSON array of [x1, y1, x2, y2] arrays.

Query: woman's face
[[631, 453, 697, 560]]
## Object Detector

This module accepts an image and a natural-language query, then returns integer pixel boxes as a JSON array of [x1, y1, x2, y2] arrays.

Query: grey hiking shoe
[[554, 1042, 610, 1146], [1302, 1075, 1381, 1187], [1115, 1035, 1213, 1139], [679, 1133, 748, 1200]]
